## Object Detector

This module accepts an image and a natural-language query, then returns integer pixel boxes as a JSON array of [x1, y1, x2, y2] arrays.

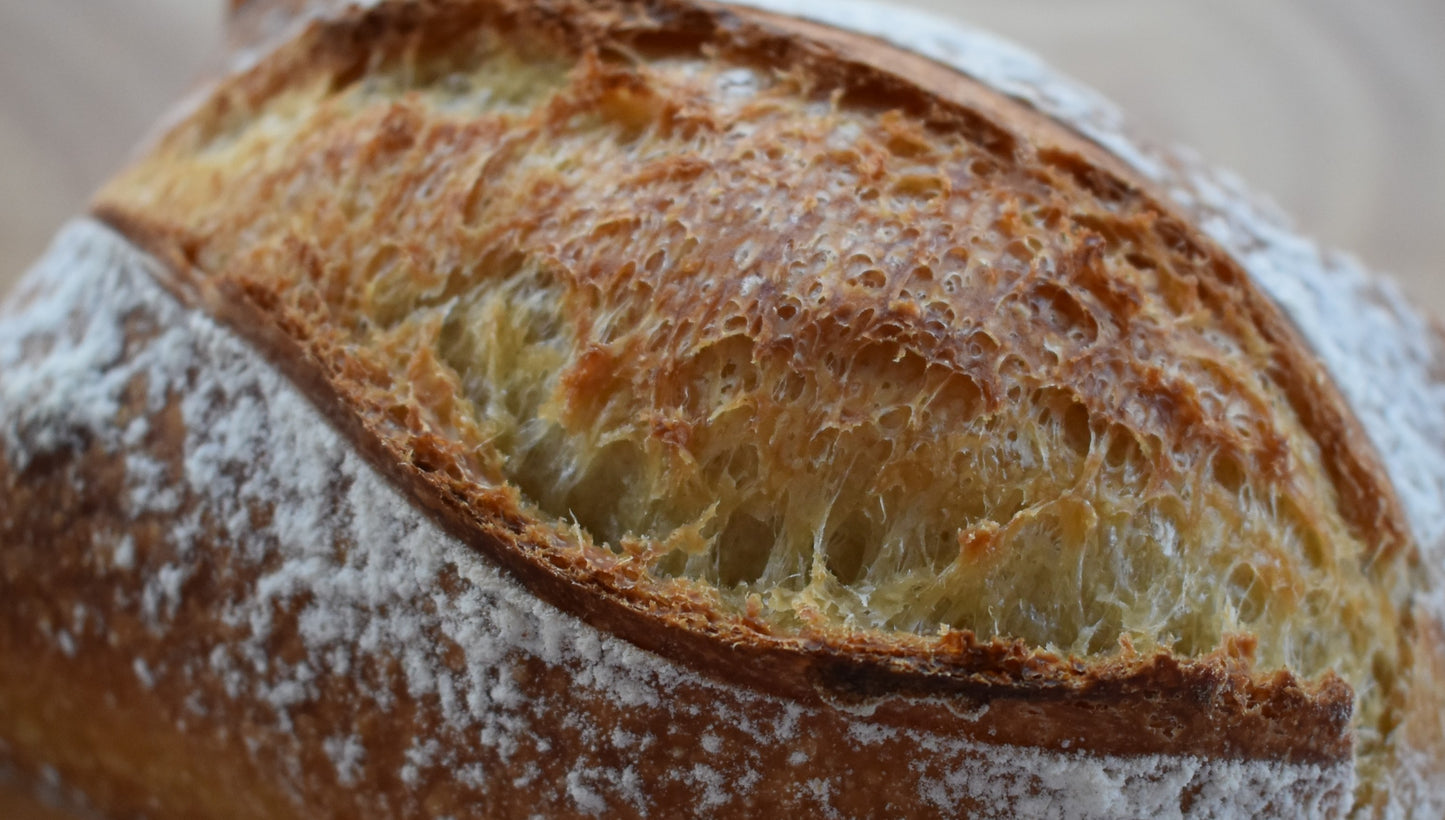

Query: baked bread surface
[[2, 0, 1443, 815], [3, 217, 1365, 818], [97, 0, 1411, 761]]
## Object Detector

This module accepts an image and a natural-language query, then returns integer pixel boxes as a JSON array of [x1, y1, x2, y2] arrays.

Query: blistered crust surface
[[728, 3, 1445, 806], [90, 5, 1421, 774], [0, 220, 1356, 818], [736, 0, 1445, 575], [233, 0, 1445, 587], [2, 0, 1439, 814]]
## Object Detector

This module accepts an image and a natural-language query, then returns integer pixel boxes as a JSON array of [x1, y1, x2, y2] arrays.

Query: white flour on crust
[[7, 0, 1445, 814], [0, 219, 1356, 817]]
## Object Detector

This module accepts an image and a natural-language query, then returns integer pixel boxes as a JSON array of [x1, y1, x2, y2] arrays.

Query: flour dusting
[[6, 0, 1445, 813], [0, 219, 1361, 814]]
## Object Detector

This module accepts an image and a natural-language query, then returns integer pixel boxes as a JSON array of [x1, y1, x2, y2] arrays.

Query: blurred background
[[1, 0, 1441, 310]]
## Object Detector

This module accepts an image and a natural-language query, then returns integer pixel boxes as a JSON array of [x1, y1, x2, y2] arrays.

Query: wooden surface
[[1, 0, 1441, 312]]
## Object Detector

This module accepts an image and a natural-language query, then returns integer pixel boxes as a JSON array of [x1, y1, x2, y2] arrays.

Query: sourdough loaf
[[2, 0, 1443, 816]]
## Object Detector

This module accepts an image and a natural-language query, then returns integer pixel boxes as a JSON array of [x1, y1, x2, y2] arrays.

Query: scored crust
[[3, 0, 1443, 815], [96, 0, 1405, 750], [0, 220, 1354, 817]]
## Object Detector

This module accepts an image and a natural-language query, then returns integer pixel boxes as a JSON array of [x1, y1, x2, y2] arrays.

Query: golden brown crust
[[97, 208, 1358, 772], [5, 0, 1440, 814], [208, 0, 1409, 562], [0, 223, 1357, 817], [736, 4, 1410, 562], [0, 430, 1351, 817], [84, 0, 1419, 773]]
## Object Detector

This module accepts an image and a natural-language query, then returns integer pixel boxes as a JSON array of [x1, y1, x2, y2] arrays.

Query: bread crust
[[3, 0, 1441, 815], [210, 0, 1409, 559], [95, 0, 1394, 759], [0, 219, 1354, 818], [95, 208, 1361, 769]]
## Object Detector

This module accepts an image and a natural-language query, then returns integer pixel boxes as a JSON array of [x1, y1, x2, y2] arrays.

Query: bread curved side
[[0, 219, 1354, 818], [89, 0, 1429, 799], [2, 0, 1443, 815]]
